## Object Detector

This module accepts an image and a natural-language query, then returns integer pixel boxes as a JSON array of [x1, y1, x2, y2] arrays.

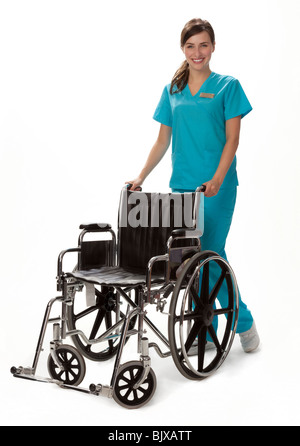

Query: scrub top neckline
[[186, 71, 215, 97]]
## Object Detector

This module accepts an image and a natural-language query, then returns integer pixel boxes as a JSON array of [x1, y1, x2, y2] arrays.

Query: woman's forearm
[[139, 139, 169, 181], [127, 124, 171, 189], [213, 137, 239, 186], [203, 116, 241, 197]]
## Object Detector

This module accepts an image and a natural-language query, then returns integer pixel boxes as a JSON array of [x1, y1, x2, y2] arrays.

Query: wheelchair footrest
[[11, 368, 62, 386], [11, 365, 112, 397]]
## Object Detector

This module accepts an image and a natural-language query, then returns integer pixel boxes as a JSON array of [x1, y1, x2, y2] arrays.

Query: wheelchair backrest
[[117, 188, 203, 274]]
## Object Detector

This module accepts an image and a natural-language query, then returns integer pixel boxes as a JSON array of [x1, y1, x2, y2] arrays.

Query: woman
[[127, 18, 259, 353]]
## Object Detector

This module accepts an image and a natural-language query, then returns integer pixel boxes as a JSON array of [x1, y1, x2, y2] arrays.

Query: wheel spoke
[[200, 262, 209, 304], [214, 307, 232, 316], [208, 325, 222, 352], [57, 369, 64, 379], [69, 365, 79, 370], [88, 308, 105, 340], [138, 386, 147, 395], [209, 269, 226, 305], [105, 310, 112, 328], [68, 369, 77, 378], [189, 285, 204, 309], [74, 305, 99, 321], [184, 320, 203, 355], [180, 311, 202, 322], [120, 375, 131, 384], [118, 383, 130, 390], [66, 354, 76, 365], [59, 351, 66, 362], [124, 388, 132, 400], [197, 326, 207, 372]]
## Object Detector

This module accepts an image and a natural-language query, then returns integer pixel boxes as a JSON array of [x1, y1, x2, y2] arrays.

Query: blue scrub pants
[[172, 187, 253, 334]]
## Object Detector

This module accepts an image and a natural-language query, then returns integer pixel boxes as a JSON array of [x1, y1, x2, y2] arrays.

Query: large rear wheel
[[168, 251, 239, 380]]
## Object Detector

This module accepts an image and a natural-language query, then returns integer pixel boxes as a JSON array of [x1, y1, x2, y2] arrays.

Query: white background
[[1, 0, 299, 426]]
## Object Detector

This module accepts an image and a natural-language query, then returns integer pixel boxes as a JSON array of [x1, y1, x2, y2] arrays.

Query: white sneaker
[[239, 322, 260, 353], [187, 341, 215, 356]]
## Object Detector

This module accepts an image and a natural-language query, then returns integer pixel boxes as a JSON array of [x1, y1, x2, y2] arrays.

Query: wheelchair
[[11, 185, 239, 409]]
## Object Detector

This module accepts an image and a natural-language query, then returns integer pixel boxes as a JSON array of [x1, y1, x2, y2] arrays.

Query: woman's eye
[[186, 44, 208, 49]]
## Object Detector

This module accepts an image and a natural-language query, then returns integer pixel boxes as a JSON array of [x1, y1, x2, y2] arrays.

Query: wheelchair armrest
[[78, 224, 117, 268], [79, 223, 112, 231], [172, 228, 202, 238], [146, 254, 169, 302], [57, 247, 81, 291]]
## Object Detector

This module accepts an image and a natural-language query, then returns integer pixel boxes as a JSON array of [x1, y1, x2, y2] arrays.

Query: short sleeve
[[224, 79, 252, 120], [153, 86, 173, 127]]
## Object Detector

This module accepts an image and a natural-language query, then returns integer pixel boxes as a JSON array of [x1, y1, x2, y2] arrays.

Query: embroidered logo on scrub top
[[200, 92, 215, 98]]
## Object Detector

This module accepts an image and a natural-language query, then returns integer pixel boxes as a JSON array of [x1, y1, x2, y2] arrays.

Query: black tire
[[113, 361, 157, 409], [168, 251, 239, 380], [47, 344, 86, 386]]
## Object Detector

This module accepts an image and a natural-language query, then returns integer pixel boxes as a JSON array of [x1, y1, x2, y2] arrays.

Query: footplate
[[10, 366, 111, 397]]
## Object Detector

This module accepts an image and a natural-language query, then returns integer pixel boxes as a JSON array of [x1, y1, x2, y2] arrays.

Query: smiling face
[[182, 31, 215, 73]]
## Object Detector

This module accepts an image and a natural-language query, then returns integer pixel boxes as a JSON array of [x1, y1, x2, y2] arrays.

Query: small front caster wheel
[[47, 345, 86, 386], [113, 361, 157, 409]]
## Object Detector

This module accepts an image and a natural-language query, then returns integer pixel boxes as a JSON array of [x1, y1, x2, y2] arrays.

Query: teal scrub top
[[153, 72, 252, 190]]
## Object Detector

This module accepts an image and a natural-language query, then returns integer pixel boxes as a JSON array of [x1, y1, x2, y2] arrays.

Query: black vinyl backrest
[[118, 189, 198, 272], [80, 240, 114, 270]]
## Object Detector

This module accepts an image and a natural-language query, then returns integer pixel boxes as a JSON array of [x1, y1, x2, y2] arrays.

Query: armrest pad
[[172, 228, 193, 237], [172, 228, 203, 237], [79, 223, 112, 231]]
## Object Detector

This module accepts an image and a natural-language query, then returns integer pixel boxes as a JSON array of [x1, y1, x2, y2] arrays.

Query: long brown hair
[[170, 18, 215, 95]]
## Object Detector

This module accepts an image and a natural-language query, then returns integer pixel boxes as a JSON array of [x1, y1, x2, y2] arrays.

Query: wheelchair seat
[[68, 266, 164, 286]]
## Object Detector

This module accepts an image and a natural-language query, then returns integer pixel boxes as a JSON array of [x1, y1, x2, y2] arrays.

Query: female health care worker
[[127, 18, 260, 353]]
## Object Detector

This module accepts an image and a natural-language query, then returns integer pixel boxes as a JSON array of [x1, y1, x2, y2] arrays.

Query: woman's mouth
[[192, 58, 204, 64]]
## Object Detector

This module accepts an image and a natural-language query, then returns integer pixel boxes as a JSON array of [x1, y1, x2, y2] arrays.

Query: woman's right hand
[[125, 177, 144, 191]]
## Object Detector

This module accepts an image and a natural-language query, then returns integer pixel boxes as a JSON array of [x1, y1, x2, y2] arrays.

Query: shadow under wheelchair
[[11, 185, 239, 409]]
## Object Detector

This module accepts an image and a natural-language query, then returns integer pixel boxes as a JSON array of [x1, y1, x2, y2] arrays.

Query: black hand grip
[[79, 223, 111, 230], [126, 183, 142, 191], [200, 184, 206, 192]]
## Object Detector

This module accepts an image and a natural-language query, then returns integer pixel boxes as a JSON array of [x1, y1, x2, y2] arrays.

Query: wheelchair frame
[[11, 185, 239, 409]]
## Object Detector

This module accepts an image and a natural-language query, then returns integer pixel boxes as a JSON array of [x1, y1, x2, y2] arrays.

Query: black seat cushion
[[68, 266, 164, 286]]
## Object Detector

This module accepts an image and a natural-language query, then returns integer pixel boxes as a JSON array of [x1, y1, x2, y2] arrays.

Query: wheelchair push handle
[[126, 183, 142, 191], [125, 184, 206, 193]]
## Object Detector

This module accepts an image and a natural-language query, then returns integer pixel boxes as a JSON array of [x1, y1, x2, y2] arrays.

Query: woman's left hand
[[202, 178, 222, 197]]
